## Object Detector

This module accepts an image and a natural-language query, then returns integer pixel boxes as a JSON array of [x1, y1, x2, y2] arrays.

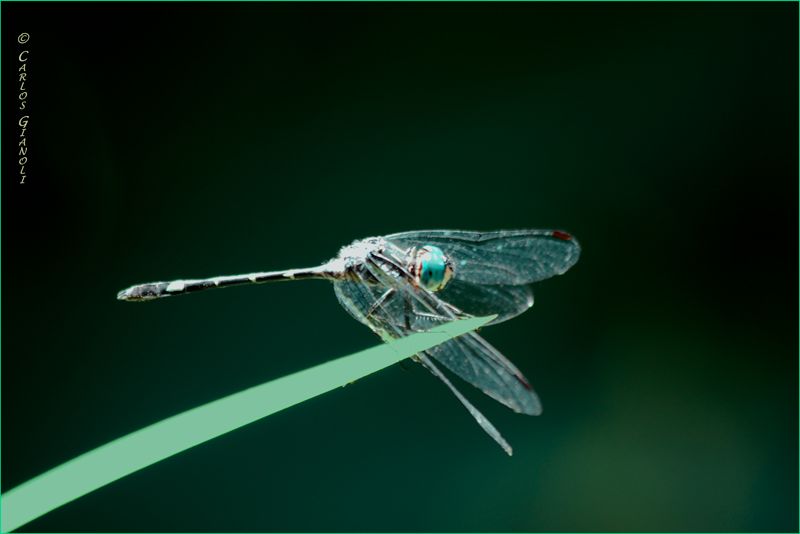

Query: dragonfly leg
[[366, 288, 396, 319], [441, 300, 468, 317], [403, 294, 412, 331], [413, 311, 452, 322], [371, 251, 416, 283]]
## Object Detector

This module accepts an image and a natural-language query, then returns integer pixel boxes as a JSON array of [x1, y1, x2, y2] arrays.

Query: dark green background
[[3, 2, 797, 531]]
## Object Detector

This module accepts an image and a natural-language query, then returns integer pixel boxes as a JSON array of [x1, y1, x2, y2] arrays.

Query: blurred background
[[2, 2, 797, 531]]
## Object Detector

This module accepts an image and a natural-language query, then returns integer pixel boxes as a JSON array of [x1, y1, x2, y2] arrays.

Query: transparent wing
[[333, 261, 516, 454], [385, 229, 581, 285], [438, 278, 534, 326], [333, 256, 443, 337], [358, 245, 541, 415], [416, 353, 513, 455], [334, 277, 405, 339], [426, 332, 541, 415]]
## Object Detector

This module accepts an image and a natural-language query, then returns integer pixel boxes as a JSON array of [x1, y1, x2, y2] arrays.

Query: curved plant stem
[[1, 315, 494, 532]]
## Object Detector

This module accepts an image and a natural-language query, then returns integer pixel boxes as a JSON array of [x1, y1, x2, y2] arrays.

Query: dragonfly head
[[414, 245, 454, 292]]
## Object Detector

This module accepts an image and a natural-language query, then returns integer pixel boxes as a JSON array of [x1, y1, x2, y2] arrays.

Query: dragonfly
[[118, 229, 581, 455]]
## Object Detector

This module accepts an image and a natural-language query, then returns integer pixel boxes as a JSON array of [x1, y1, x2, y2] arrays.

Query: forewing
[[385, 229, 580, 285]]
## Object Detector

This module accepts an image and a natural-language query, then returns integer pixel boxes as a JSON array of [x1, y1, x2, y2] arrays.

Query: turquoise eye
[[415, 245, 454, 292]]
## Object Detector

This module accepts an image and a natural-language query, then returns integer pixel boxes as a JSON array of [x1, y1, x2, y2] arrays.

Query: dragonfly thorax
[[411, 245, 454, 292], [329, 237, 386, 273], [331, 237, 453, 291]]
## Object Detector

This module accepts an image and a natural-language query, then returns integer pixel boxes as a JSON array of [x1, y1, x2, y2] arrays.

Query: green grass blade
[[1, 315, 495, 532]]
